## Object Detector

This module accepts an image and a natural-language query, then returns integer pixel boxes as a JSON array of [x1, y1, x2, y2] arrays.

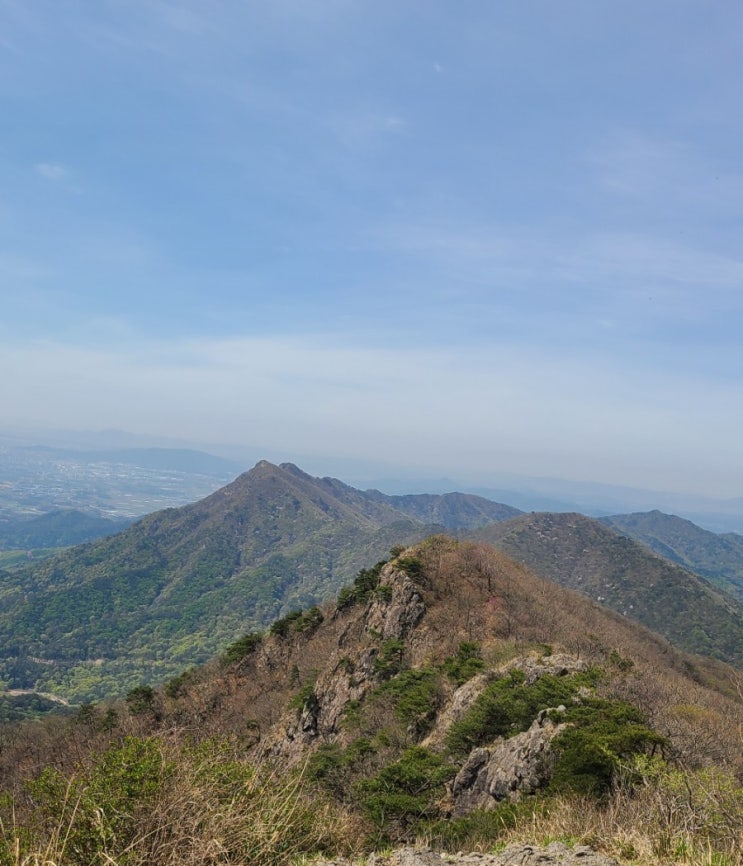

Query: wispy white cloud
[[374, 218, 743, 339], [154, 2, 213, 36], [33, 162, 82, 194], [35, 162, 68, 181], [330, 111, 407, 152], [589, 131, 743, 219]]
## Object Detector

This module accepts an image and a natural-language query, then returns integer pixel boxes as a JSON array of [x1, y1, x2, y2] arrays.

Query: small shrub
[[445, 669, 599, 757], [356, 746, 455, 835], [422, 800, 544, 850], [608, 649, 634, 672], [164, 666, 201, 698], [396, 556, 424, 579], [373, 639, 406, 680], [289, 680, 318, 715], [270, 610, 303, 637], [21, 737, 168, 864], [75, 702, 98, 726], [337, 561, 388, 610], [376, 668, 443, 740], [550, 698, 665, 797], [294, 606, 324, 633], [442, 641, 486, 686], [221, 632, 262, 665], [125, 684, 156, 715], [373, 584, 393, 602], [307, 743, 347, 797], [344, 737, 377, 768]]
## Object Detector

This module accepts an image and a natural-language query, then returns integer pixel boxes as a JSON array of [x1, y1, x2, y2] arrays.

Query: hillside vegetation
[[0, 509, 130, 551], [0, 538, 741, 865], [0, 462, 518, 702], [601, 509, 743, 601], [476, 512, 743, 666], [3, 463, 743, 707]]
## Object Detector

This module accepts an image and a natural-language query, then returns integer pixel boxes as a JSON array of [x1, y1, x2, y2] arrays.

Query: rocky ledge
[[316, 843, 619, 865]]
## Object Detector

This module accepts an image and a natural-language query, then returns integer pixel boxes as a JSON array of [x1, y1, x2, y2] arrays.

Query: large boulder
[[451, 708, 567, 815]]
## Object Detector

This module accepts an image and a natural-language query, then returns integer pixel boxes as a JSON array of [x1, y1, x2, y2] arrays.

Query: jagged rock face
[[258, 559, 587, 813], [507, 653, 588, 684], [316, 842, 619, 865], [266, 564, 427, 759], [423, 670, 492, 750], [451, 709, 567, 815], [364, 569, 426, 639]]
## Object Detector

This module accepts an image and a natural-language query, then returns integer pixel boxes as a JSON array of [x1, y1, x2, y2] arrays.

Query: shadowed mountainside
[[600, 509, 743, 601], [475, 512, 743, 666]]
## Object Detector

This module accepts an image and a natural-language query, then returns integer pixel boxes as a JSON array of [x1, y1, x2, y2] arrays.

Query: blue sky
[[2, 1, 743, 495]]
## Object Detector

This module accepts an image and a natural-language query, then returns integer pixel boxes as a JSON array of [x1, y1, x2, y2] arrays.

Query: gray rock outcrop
[[425, 654, 586, 751], [315, 842, 619, 865], [364, 568, 426, 640], [451, 709, 567, 815], [505, 653, 588, 684], [265, 564, 427, 759]]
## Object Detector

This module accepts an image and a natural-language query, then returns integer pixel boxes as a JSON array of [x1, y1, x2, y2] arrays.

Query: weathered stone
[[505, 653, 588, 684], [424, 672, 494, 750], [364, 567, 426, 640], [469, 841, 619, 865], [425, 654, 586, 751], [260, 566, 425, 761], [451, 710, 567, 815], [313, 843, 619, 866]]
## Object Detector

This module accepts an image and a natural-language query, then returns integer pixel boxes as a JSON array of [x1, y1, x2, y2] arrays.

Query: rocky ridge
[[253, 555, 586, 808], [1, 535, 743, 865], [208, 541, 712, 833]]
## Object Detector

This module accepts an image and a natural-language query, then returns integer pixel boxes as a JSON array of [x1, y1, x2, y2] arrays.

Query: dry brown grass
[[0, 738, 364, 866], [487, 763, 743, 866]]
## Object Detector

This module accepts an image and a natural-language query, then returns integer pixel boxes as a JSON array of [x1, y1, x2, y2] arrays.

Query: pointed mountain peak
[[279, 462, 314, 481], [251, 459, 281, 474]]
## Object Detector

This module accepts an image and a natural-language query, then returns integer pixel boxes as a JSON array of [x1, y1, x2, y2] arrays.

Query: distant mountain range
[[0, 462, 522, 702], [476, 512, 743, 666], [4, 428, 743, 532], [599, 510, 743, 601], [0, 442, 242, 519], [0, 460, 742, 705]]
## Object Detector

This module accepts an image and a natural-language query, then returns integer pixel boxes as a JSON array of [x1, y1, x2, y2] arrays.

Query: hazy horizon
[[2, 2, 742, 498]]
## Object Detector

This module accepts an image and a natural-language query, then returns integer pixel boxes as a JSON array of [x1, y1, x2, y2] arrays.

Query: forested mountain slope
[[0, 462, 518, 702], [600, 509, 743, 601], [476, 512, 743, 666]]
